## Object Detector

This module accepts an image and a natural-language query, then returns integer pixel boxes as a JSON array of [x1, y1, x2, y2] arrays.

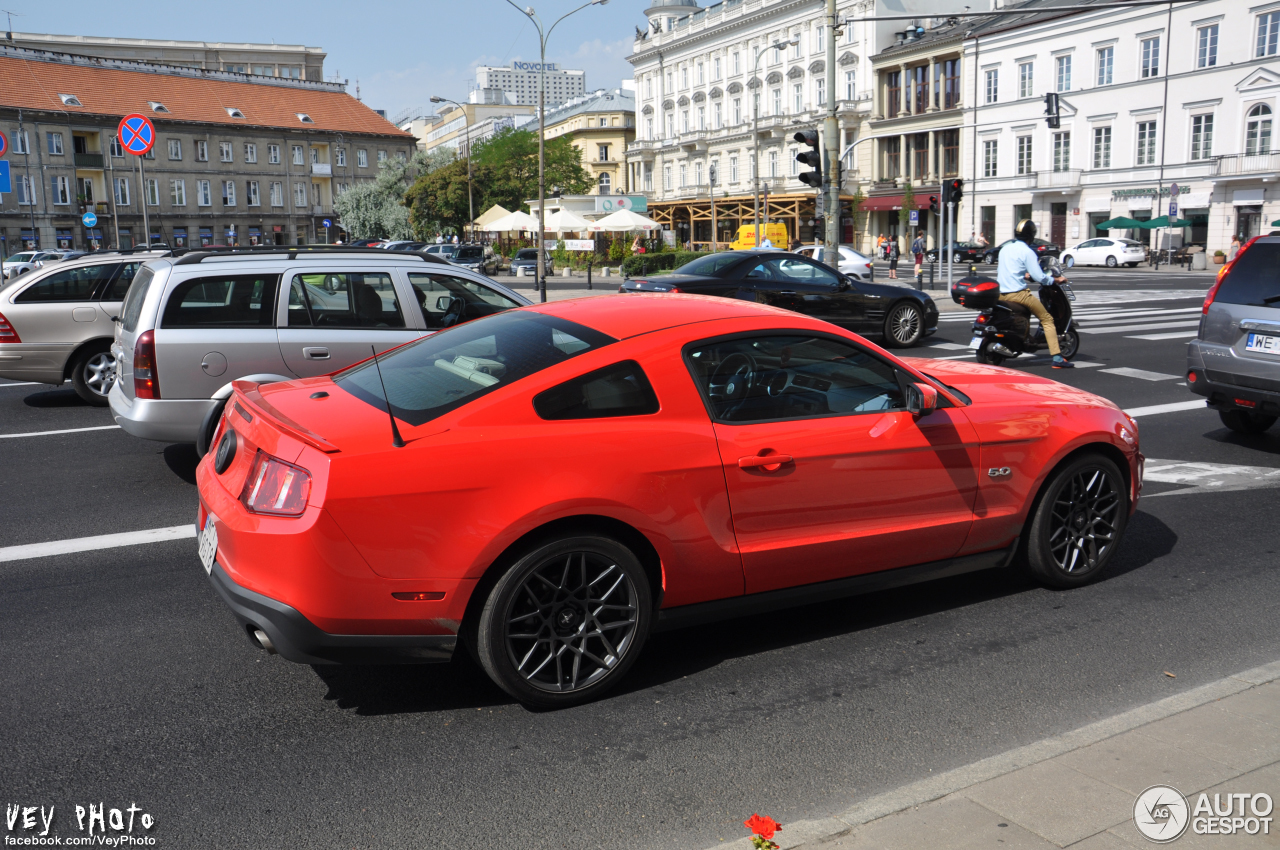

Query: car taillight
[[667, 286, 683, 293], [133, 329, 160, 399], [1204, 236, 1260, 314], [0, 312, 20, 343], [240, 451, 312, 516]]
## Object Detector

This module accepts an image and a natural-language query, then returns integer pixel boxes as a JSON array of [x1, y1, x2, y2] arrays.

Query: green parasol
[[1138, 216, 1192, 228], [1095, 217, 1145, 229], [1272, 219, 1280, 226]]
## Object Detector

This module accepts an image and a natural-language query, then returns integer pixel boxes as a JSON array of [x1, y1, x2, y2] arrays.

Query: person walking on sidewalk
[[998, 219, 1073, 368], [1228, 234, 1242, 261], [911, 230, 925, 277], [887, 236, 901, 279]]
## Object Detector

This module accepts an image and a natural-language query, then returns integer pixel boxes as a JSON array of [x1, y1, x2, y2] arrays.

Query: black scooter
[[951, 258, 1079, 366]]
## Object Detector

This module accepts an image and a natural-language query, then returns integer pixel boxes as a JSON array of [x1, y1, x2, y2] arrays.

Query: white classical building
[[959, 0, 1280, 255]]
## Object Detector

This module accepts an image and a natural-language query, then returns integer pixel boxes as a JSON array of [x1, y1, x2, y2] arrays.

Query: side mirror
[[837, 275, 853, 291], [905, 382, 938, 418], [436, 295, 452, 311]]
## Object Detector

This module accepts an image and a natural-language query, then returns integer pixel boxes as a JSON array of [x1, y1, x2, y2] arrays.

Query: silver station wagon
[[108, 248, 529, 446]]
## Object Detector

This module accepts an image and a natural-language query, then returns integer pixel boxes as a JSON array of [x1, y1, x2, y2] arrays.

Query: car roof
[[527, 292, 812, 339]]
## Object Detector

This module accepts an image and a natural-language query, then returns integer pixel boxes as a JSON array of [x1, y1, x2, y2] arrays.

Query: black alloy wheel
[[1057, 329, 1081, 360], [884, 302, 924, 348], [476, 535, 652, 708], [1026, 454, 1128, 588], [1219, 409, 1277, 434]]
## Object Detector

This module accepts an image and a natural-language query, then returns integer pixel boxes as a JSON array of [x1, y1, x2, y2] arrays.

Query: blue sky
[[14, 0, 641, 118]]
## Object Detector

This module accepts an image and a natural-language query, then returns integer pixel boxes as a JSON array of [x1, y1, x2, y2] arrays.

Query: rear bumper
[[109, 381, 216, 443], [208, 561, 456, 665], [1187, 340, 1280, 415]]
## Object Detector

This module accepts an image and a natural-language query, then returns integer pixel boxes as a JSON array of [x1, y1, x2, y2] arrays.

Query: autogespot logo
[[1135, 785, 1190, 843]]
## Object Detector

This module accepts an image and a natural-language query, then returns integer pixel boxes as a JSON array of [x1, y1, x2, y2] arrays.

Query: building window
[[1092, 126, 1112, 168], [1052, 131, 1070, 171], [679, 163, 686, 187], [114, 177, 129, 206], [222, 180, 236, 206], [195, 140, 208, 162], [845, 69, 856, 101], [1246, 104, 1273, 155], [714, 56, 721, 80], [681, 110, 689, 133], [884, 137, 900, 179], [216, 142, 230, 162], [245, 143, 257, 163], [733, 97, 741, 124], [1055, 55, 1071, 92], [768, 149, 778, 177], [983, 139, 998, 177], [145, 179, 159, 206], [940, 60, 960, 109], [1258, 12, 1280, 57], [1018, 62, 1033, 98], [168, 139, 182, 160], [664, 165, 671, 191], [170, 179, 186, 206], [47, 132, 64, 155], [815, 78, 825, 107], [714, 102, 722, 128], [310, 147, 319, 164], [598, 172, 611, 194], [730, 155, 738, 183], [984, 68, 998, 104], [732, 52, 740, 75], [295, 183, 307, 207], [940, 129, 959, 176], [794, 83, 803, 113], [814, 25, 824, 52], [1097, 46, 1113, 85], [16, 174, 36, 205], [14, 130, 30, 154], [682, 66, 689, 88], [1016, 135, 1032, 175], [312, 182, 320, 205], [598, 144, 610, 162], [270, 181, 284, 207], [290, 145, 304, 165], [247, 180, 260, 206], [1141, 37, 1160, 78], [1189, 114, 1214, 160], [197, 180, 212, 206], [695, 161, 703, 185], [357, 149, 368, 168], [789, 150, 797, 177], [698, 105, 706, 130], [1136, 120, 1157, 165], [377, 150, 387, 163], [267, 144, 280, 164], [772, 88, 781, 116], [696, 61, 704, 84], [336, 148, 346, 167], [51, 176, 71, 204], [1197, 24, 1218, 68]]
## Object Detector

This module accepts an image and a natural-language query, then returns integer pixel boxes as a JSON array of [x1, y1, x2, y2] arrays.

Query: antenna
[[369, 345, 405, 448], [2, 9, 22, 40]]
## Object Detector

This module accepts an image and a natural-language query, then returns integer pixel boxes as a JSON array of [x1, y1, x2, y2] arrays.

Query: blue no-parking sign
[[82, 211, 98, 228], [117, 114, 156, 156]]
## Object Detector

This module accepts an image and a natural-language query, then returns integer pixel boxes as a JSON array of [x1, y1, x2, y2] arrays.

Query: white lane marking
[[1099, 367, 1181, 381], [923, 342, 972, 350], [1074, 307, 1204, 321], [1080, 320, 1202, 335], [1125, 400, 1207, 417], [0, 424, 121, 439], [1144, 458, 1280, 497], [933, 354, 979, 360], [0, 381, 43, 388], [1127, 331, 1199, 341], [1085, 313, 1203, 327], [0, 525, 196, 564], [1070, 361, 1105, 367]]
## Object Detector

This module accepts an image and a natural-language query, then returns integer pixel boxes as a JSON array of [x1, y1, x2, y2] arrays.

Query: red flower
[[744, 814, 781, 840]]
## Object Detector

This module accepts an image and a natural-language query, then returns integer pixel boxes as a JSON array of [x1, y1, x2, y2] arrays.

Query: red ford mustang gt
[[195, 295, 1142, 707]]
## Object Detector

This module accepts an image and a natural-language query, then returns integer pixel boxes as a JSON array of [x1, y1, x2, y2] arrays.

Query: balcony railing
[[311, 163, 332, 177], [74, 152, 104, 168], [1036, 168, 1082, 189], [1213, 152, 1280, 177]]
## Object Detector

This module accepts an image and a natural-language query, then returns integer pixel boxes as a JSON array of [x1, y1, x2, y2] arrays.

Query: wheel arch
[[1021, 440, 1132, 536]]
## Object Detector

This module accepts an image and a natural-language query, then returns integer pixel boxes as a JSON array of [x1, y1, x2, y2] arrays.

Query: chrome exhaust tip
[[251, 628, 277, 655]]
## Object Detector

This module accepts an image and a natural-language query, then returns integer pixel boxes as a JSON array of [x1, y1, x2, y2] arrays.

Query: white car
[[3, 251, 63, 280], [793, 244, 873, 280], [1060, 237, 1146, 268]]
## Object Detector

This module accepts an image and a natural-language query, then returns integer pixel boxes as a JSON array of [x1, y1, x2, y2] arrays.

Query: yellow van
[[729, 223, 789, 250]]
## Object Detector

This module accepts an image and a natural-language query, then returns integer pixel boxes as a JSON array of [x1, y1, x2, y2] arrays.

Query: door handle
[[738, 453, 793, 470], [303, 347, 330, 360]]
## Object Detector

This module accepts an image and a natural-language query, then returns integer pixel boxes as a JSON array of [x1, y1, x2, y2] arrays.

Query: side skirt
[[653, 543, 1017, 634]]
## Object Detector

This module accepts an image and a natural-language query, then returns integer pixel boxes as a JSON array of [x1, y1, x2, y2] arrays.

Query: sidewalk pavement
[[714, 660, 1280, 849]]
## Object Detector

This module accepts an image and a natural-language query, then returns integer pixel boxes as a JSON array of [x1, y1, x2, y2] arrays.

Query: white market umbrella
[[544, 208, 592, 233], [473, 204, 512, 228], [587, 208, 662, 232], [483, 210, 539, 232]]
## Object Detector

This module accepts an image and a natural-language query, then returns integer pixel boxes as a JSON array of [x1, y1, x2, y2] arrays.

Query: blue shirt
[[996, 239, 1049, 293]]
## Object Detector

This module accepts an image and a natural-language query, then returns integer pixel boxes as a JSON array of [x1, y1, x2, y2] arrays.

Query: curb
[[711, 658, 1280, 850]]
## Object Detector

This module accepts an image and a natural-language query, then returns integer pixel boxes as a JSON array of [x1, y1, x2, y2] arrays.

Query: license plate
[[1245, 333, 1280, 355], [968, 335, 984, 350], [197, 514, 218, 575]]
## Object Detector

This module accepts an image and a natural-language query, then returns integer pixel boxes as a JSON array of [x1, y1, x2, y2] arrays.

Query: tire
[[952, 253, 964, 264], [1219, 409, 1277, 434], [1025, 453, 1128, 589], [1105, 255, 1118, 268], [475, 534, 653, 708], [196, 397, 230, 458], [976, 338, 1005, 365], [1057, 328, 1080, 360], [926, 252, 936, 263], [883, 302, 925, 348], [1063, 255, 1075, 268], [70, 345, 116, 406], [984, 252, 996, 265]]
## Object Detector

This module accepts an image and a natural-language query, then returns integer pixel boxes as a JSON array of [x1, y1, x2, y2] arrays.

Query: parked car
[[108, 249, 530, 445], [424, 244, 460, 260], [1060, 237, 1146, 268], [983, 238, 1060, 266], [1187, 235, 1280, 434], [382, 241, 428, 251], [0, 252, 158, 404], [792, 244, 873, 280], [193, 293, 1142, 708], [925, 241, 986, 265], [449, 244, 498, 276], [620, 249, 938, 347], [508, 248, 553, 277], [3, 251, 63, 280], [346, 239, 385, 248]]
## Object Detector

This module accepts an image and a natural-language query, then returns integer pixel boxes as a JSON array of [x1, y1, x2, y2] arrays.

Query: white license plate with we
[[1245, 333, 1280, 355], [198, 514, 218, 575]]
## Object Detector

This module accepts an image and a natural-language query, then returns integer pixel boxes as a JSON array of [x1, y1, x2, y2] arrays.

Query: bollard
[[587, 259, 592, 290]]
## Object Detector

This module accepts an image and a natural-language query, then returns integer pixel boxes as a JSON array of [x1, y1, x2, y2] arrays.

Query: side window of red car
[[533, 360, 660, 421]]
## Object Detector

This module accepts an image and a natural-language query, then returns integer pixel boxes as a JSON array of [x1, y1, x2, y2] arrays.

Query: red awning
[[860, 194, 930, 212]]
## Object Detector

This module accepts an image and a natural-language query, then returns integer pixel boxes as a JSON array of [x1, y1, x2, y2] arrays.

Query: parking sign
[[909, 210, 919, 226]]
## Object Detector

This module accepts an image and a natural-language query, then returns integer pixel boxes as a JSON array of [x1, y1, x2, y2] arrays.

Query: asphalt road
[[4, 268, 1279, 850]]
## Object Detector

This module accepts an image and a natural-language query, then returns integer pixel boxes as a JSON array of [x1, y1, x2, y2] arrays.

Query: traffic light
[[942, 179, 964, 205], [1044, 92, 1061, 129], [794, 129, 822, 189], [928, 195, 939, 215]]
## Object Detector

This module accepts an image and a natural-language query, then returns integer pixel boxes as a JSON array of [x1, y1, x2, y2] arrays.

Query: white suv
[[108, 248, 529, 446]]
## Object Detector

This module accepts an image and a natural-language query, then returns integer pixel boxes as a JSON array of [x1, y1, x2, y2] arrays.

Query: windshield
[[455, 247, 483, 261], [1119, 239, 1142, 247], [516, 249, 539, 260], [7, 252, 36, 263], [335, 310, 615, 426], [675, 253, 744, 276]]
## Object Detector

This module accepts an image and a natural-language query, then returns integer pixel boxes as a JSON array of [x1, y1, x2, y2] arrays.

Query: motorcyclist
[[997, 219, 1073, 368]]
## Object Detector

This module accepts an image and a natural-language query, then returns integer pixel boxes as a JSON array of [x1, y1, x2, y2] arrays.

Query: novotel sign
[[513, 62, 559, 72]]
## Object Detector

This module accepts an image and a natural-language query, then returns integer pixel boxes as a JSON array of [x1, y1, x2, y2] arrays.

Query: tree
[[899, 181, 915, 232], [470, 128, 591, 213], [334, 149, 450, 241], [404, 158, 482, 236]]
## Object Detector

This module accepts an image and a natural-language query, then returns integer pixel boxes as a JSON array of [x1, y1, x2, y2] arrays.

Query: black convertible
[[619, 250, 939, 347]]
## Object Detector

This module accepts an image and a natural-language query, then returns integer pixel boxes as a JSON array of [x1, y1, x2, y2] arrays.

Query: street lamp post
[[430, 96, 473, 241], [752, 39, 798, 249], [503, 0, 609, 303]]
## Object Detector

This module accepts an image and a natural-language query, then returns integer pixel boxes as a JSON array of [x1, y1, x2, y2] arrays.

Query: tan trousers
[[999, 288, 1060, 356]]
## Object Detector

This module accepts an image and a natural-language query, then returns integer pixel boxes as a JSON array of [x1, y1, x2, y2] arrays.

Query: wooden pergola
[[648, 192, 862, 249]]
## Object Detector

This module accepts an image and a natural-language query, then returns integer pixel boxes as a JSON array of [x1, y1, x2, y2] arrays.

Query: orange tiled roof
[[0, 53, 411, 139]]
